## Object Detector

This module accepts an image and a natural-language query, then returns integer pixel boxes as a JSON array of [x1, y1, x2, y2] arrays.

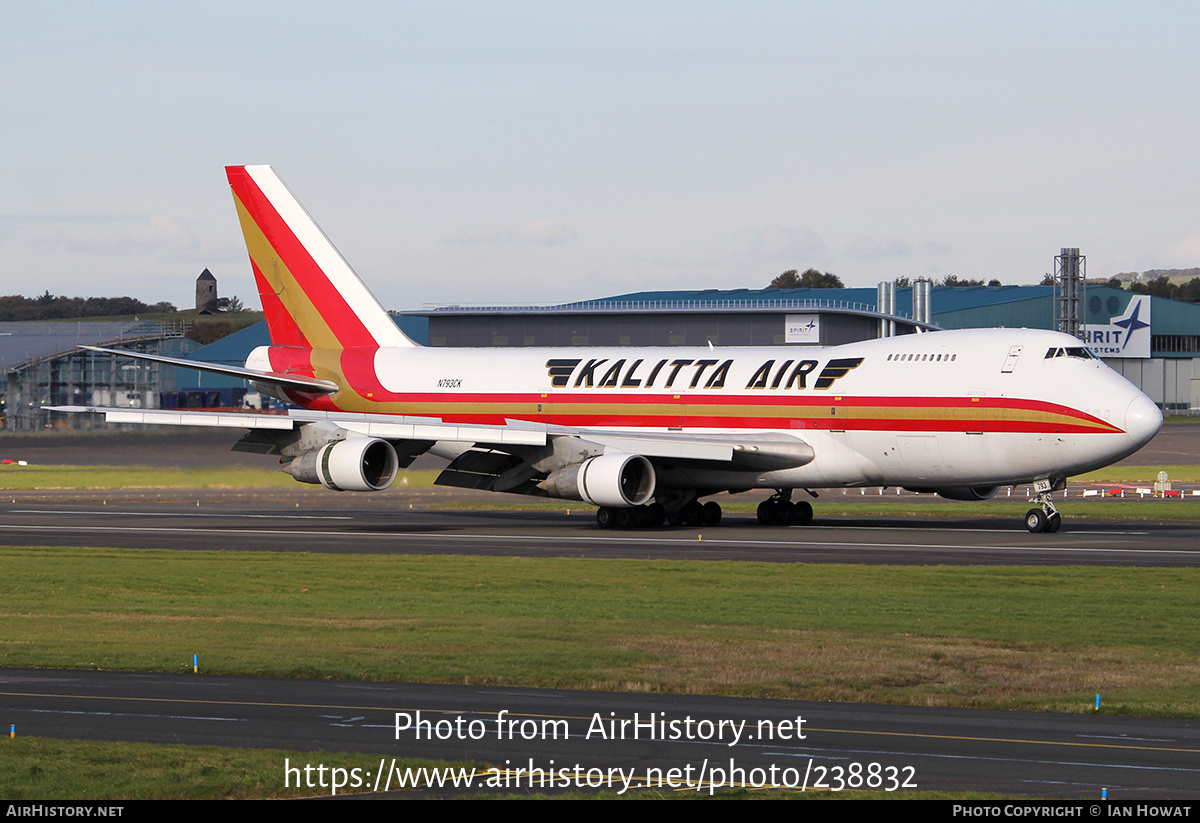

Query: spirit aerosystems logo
[[1086, 296, 1151, 358], [785, 314, 820, 344]]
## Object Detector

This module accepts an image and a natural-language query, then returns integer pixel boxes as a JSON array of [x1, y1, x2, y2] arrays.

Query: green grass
[[0, 464, 293, 490], [3, 547, 1198, 715], [4, 546, 1190, 799], [0, 737, 998, 800], [1075, 465, 1200, 483], [0, 738, 482, 800]]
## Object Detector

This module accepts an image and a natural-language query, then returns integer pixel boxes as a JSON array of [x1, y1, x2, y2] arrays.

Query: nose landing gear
[[1024, 480, 1062, 533]]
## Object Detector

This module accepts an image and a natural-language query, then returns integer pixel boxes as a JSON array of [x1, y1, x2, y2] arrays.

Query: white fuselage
[[297, 326, 1162, 491]]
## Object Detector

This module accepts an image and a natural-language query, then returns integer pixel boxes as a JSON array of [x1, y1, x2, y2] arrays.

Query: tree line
[[768, 268, 1200, 302], [1124, 276, 1200, 303], [0, 291, 177, 322], [768, 270, 1002, 289]]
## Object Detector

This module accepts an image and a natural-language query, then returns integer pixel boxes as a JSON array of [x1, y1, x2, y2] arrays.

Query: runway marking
[[5, 523, 1199, 557], [814, 524, 1150, 536], [25, 708, 245, 722], [473, 689, 569, 698], [11, 509, 353, 521]]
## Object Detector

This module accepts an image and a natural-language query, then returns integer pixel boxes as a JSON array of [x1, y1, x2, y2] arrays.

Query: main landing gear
[[756, 490, 813, 527], [595, 503, 666, 529], [1024, 483, 1062, 533], [594, 499, 723, 529], [595, 489, 818, 530]]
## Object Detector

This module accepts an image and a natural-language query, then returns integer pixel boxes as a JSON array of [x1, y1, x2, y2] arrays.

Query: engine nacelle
[[543, 453, 656, 507], [285, 437, 399, 492], [929, 486, 1000, 501]]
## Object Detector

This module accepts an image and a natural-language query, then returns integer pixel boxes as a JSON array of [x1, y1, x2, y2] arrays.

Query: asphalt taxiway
[[3, 667, 1198, 798], [3, 496, 1200, 566]]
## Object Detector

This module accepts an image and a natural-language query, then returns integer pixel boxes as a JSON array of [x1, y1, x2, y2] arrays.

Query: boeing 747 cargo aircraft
[[53, 166, 1162, 533]]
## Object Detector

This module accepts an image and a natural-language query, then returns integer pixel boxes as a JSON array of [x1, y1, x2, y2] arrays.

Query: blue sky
[[3, 1, 1198, 312]]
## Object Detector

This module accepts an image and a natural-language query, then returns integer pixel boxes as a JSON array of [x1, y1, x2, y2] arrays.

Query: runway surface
[[3, 667, 1198, 798], [6, 422, 1200, 566], [3, 496, 1200, 566]]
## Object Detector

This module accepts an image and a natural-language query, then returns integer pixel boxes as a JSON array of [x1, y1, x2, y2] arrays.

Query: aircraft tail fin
[[225, 165, 413, 350]]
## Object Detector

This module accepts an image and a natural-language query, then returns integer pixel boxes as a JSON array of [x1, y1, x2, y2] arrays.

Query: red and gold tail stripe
[[226, 167, 378, 353]]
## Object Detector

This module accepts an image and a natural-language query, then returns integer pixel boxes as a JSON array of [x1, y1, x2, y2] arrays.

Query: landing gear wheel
[[702, 501, 722, 527], [775, 500, 796, 524], [758, 490, 804, 526], [1025, 508, 1048, 533], [757, 500, 777, 525], [646, 502, 667, 528], [681, 501, 704, 527], [596, 507, 616, 529], [1026, 484, 1063, 534], [792, 500, 814, 526]]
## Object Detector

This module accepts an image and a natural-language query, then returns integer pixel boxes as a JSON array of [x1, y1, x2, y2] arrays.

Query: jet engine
[[543, 453, 656, 507], [930, 486, 1000, 501], [285, 437, 399, 492]]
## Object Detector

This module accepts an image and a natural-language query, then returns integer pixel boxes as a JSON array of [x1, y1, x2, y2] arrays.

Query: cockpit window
[[1045, 346, 1097, 360]]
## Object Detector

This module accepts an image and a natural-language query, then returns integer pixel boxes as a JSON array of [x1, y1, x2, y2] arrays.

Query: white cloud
[[746, 225, 825, 259], [441, 223, 511, 247], [1160, 232, 1200, 265], [64, 215, 198, 257], [917, 240, 953, 256], [442, 218, 577, 248], [845, 235, 911, 259], [513, 218, 577, 247], [2, 214, 201, 260]]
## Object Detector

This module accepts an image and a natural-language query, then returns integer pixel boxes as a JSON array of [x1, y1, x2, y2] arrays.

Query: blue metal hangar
[[1, 319, 195, 431], [397, 282, 1198, 411]]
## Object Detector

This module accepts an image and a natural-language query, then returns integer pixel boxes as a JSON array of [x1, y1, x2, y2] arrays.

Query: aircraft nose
[[1124, 392, 1163, 448]]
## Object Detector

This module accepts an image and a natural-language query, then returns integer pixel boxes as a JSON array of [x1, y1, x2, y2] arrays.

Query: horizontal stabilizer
[[79, 345, 340, 394]]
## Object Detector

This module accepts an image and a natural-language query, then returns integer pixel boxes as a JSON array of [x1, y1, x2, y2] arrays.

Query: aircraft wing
[[46, 404, 813, 497], [44, 406, 299, 430], [432, 424, 815, 495], [43, 405, 550, 447], [45, 404, 813, 462]]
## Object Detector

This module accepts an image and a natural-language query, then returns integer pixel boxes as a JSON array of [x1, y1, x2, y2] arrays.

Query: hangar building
[[1, 319, 195, 431]]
